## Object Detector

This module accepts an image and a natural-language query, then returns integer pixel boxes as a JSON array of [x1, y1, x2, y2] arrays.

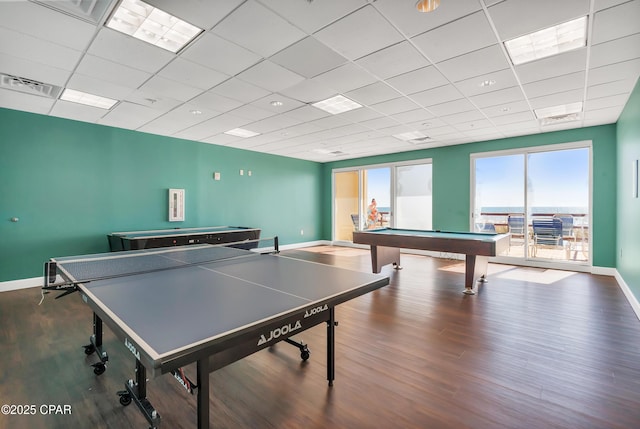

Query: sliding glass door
[[472, 143, 591, 266], [333, 159, 432, 242]]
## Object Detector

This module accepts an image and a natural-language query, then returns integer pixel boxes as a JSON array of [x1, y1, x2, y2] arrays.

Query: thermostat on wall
[[168, 188, 185, 222]]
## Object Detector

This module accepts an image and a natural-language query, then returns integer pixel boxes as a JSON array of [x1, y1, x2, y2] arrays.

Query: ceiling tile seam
[[476, 0, 542, 133], [364, 1, 508, 137], [43, 5, 113, 120], [578, 0, 597, 129]]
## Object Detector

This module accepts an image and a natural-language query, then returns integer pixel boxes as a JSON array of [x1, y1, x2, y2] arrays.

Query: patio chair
[[553, 214, 576, 258], [531, 218, 563, 257], [507, 214, 526, 253], [351, 214, 360, 231]]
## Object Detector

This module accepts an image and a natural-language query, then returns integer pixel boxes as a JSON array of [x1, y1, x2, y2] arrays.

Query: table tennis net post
[[43, 236, 279, 292]]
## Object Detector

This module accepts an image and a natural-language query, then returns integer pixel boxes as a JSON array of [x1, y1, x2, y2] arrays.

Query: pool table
[[352, 228, 509, 294]]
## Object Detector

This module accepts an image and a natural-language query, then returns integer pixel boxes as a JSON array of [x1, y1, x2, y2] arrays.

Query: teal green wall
[[616, 79, 640, 300], [0, 108, 323, 282], [323, 124, 618, 269]]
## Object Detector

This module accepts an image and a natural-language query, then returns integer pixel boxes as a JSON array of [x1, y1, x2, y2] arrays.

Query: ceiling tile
[[522, 71, 585, 98], [138, 76, 203, 102], [428, 98, 477, 117], [99, 102, 163, 129], [210, 78, 272, 103], [412, 11, 497, 63], [270, 36, 347, 78], [385, 66, 449, 95], [0, 1, 96, 51], [373, 0, 482, 38], [529, 89, 584, 109], [237, 60, 305, 93], [181, 33, 262, 76], [470, 86, 526, 108], [250, 94, 306, 114], [590, 33, 640, 69], [588, 58, 640, 86], [311, 63, 378, 94], [335, 107, 383, 123], [489, 110, 536, 125], [75, 54, 152, 89], [0, 27, 83, 72], [370, 97, 422, 115], [391, 108, 435, 124], [173, 113, 250, 140], [50, 100, 108, 123], [455, 68, 519, 97], [0, 52, 71, 88], [0, 89, 55, 115], [482, 100, 532, 117], [345, 81, 402, 105], [591, 0, 640, 45], [515, 48, 587, 84], [187, 91, 244, 113], [147, 0, 245, 30], [229, 103, 277, 122], [66, 73, 135, 100], [489, 0, 589, 40], [88, 28, 174, 74], [246, 113, 303, 134], [585, 93, 630, 110], [436, 44, 510, 82], [314, 5, 403, 60], [356, 41, 430, 80], [159, 58, 229, 90], [409, 84, 463, 107], [587, 79, 637, 99], [280, 79, 340, 103], [137, 105, 220, 135], [260, 0, 367, 34], [212, 1, 306, 57]]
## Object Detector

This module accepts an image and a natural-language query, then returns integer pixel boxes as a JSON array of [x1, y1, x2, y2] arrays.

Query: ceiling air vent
[[29, 0, 112, 24], [0, 73, 63, 99], [409, 136, 432, 144]]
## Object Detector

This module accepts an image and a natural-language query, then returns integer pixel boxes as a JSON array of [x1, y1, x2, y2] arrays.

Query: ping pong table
[[43, 240, 388, 429]]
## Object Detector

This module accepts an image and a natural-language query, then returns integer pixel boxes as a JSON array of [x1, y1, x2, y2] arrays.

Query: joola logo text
[[124, 338, 140, 359], [258, 320, 302, 345], [304, 304, 328, 318]]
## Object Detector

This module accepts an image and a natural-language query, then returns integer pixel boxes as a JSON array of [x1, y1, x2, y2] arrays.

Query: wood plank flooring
[[1, 246, 639, 429]]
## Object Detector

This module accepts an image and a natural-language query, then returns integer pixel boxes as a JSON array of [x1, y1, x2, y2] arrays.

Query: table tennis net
[[44, 237, 278, 287]]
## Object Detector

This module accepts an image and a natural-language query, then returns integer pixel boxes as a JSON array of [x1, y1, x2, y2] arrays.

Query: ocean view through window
[[472, 143, 591, 265]]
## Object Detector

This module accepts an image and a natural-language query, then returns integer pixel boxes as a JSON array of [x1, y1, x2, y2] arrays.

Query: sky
[[475, 148, 589, 209]]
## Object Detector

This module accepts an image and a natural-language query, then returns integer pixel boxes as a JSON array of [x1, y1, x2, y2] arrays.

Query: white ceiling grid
[[0, 0, 638, 162]]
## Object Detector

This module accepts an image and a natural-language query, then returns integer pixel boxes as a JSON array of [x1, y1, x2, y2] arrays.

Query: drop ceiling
[[0, 0, 638, 162]]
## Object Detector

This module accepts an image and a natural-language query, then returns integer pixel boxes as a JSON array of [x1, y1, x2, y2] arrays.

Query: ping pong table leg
[[327, 308, 335, 386], [196, 358, 210, 429], [85, 313, 108, 375]]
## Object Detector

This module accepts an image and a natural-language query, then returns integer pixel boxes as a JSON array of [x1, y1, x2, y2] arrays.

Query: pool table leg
[[370, 245, 401, 273], [464, 255, 489, 295]]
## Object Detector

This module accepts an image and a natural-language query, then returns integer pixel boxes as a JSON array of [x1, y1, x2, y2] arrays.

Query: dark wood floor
[[1, 246, 640, 429]]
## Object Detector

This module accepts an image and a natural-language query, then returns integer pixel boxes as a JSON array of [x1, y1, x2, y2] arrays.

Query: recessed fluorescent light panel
[[505, 16, 587, 65], [59, 89, 118, 109], [224, 128, 261, 138], [106, 0, 203, 53], [312, 95, 362, 115]]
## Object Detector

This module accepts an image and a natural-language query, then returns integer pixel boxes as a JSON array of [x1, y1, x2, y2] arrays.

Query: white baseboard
[[0, 277, 41, 293], [615, 270, 640, 321]]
